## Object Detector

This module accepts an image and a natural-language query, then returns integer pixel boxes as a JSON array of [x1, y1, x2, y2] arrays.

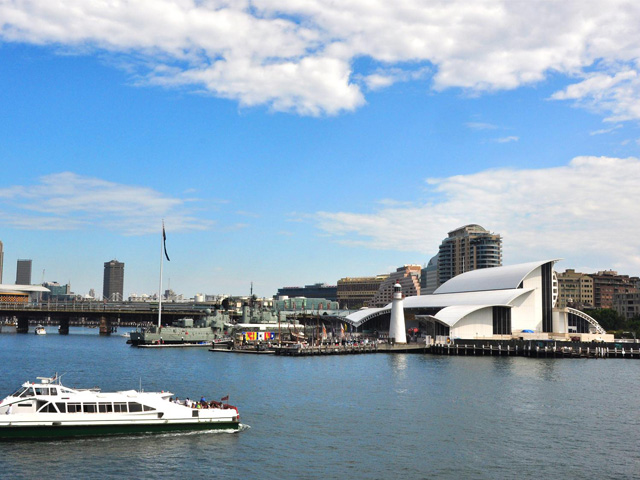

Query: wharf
[[209, 346, 275, 354], [137, 342, 212, 348], [427, 341, 640, 359], [275, 344, 377, 356], [273, 343, 426, 356]]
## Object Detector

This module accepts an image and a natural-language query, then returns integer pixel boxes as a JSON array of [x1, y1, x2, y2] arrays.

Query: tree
[[587, 308, 626, 331]]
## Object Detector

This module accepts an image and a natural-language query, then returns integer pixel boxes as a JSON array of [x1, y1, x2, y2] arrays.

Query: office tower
[[16, 259, 32, 285], [103, 259, 125, 302], [437, 224, 502, 286]]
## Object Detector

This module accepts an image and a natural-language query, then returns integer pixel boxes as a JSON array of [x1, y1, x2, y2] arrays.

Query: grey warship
[[129, 309, 231, 346]]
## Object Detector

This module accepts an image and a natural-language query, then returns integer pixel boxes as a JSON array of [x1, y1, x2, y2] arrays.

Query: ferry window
[[37, 402, 58, 413], [50, 388, 57, 396], [143, 405, 155, 412], [83, 403, 97, 413], [113, 403, 128, 413], [35, 388, 49, 396], [98, 403, 113, 413], [24, 387, 35, 397], [56, 403, 67, 413], [128, 402, 143, 412], [11, 387, 27, 397], [192, 410, 199, 418], [67, 403, 81, 413]]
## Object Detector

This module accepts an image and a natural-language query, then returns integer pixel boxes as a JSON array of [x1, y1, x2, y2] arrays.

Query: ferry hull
[[0, 420, 240, 440]]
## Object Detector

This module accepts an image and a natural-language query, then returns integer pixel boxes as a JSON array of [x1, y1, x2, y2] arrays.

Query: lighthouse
[[388, 282, 407, 344]]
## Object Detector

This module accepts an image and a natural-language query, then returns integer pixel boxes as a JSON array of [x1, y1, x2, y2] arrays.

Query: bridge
[[0, 301, 218, 335]]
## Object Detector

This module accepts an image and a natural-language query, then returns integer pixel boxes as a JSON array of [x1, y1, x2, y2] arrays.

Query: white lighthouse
[[388, 282, 407, 344]]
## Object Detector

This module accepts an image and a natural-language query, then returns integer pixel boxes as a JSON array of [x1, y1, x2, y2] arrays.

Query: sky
[[1, 0, 640, 298]]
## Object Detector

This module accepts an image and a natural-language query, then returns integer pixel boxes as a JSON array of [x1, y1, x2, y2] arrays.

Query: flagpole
[[158, 221, 164, 328]]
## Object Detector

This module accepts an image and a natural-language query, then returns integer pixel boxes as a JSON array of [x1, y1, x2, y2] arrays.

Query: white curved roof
[[346, 307, 387, 325], [426, 305, 494, 327], [433, 259, 560, 294], [0, 284, 50, 293], [345, 288, 533, 327]]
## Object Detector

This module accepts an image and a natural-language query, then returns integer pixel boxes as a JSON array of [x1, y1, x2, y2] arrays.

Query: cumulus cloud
[[2, 1, 640, 118], [0, 172, 213, 235], [313, 156, 640, 272]]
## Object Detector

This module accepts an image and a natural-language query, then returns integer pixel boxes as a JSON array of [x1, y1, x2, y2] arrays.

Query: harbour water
[[1, 327, 639, 479]]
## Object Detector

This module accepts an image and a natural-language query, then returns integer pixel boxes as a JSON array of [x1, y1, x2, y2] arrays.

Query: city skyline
[[1, 2, 640, 297]]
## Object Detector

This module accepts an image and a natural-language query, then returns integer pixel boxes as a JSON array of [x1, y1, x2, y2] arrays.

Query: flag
[[221, 395, 229, 402], [162, 221, 170, 261]]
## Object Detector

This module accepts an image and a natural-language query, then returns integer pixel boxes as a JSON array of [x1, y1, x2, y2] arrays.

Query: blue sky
[[1, 1, 639, 298]]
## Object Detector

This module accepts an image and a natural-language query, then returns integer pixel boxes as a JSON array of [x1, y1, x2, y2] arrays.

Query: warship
[[129, 309, 231, 346]]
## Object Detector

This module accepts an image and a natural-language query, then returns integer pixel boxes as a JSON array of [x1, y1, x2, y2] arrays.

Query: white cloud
[[551, 68, 640, 122], [493, 136, 519, 143], [466, 122, 499, 130], [2, 1, 640, 118], [0, 172, 213, 235], [313, 156, 640, 273], [590, 124, 622, 136]]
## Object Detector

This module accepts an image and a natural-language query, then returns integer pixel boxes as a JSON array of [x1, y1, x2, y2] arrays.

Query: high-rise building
[[370, 265, 421, 308], [0, 240, 3, 284], [103, 260, 125, 302], [16, 259, 32, 285], [437, 224, 502, 286], [590, 270, 638, 309], [337, 275, 389, 309], [420, 254, 439, 295], [556, 269, 594, 308], [613, 292, 640, 320]]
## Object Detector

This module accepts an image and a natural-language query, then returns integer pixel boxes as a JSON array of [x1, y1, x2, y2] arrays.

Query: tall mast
[[158, 220, 164, 328]]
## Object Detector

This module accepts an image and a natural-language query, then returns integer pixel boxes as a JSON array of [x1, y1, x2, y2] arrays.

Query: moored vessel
[[34, 325, 46, 335], [0, 375, 240, 440], [129, 309, 231, 346]]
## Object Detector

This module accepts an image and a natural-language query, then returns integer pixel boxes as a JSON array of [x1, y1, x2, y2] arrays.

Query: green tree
[[587, 308, 626, 331]]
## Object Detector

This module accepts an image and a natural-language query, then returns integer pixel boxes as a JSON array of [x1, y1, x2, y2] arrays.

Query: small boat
[[0, 375, 240, 440], [34, 325, 46, 335]]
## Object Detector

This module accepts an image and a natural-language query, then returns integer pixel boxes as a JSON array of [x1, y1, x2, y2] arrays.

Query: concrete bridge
[[0, 302, 219, 335]]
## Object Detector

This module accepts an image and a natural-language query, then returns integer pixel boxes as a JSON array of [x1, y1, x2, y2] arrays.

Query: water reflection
[[388, 353, 408, 376]]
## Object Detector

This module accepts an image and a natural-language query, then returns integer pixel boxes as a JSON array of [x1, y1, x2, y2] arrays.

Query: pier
[[274, 343, 379, 356], [267, 340, 640, 359], [425, 340, 640, 359]]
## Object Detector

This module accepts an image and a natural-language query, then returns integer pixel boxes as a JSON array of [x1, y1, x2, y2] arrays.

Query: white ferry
[[0, 375, 240, 440], [34, 325, 46, 335]]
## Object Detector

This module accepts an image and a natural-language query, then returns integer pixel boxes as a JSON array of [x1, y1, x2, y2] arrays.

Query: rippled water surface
[[1, 328, 639, 479]]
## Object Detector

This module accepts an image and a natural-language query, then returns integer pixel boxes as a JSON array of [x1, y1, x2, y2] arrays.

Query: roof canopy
[[345, 288, 533, 327], [433, 259, 559, 294], [0, 284, 50, 293]]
